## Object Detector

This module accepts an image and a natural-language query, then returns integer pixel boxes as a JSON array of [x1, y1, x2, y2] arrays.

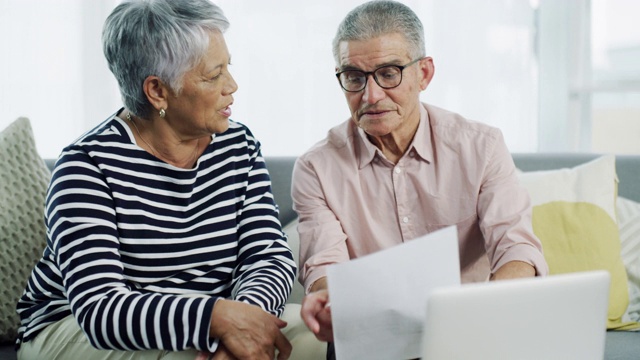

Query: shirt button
[[402, 216, 409, 223], [394, 168, 401, 174], [409, 151, 415, 157]]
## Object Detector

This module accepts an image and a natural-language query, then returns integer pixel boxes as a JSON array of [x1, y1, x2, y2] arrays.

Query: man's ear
[[418, 57, 435, 91], [143, 76, 170, 115]]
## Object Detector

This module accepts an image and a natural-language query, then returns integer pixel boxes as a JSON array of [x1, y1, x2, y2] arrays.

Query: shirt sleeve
[[476, 130, 549, 276], [230, 147, 297, 316], [291, 154, 351, 293], [47, 152, 219, 352]]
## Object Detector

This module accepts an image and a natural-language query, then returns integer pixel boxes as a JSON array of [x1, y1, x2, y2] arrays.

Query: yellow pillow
[[518, 155, 640, 330]]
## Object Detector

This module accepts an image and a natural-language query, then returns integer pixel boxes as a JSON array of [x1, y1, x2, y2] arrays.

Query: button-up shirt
[[292, 103, 548, 291]]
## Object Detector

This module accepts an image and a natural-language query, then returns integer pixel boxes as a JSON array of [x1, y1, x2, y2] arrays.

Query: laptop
[[420, 270, 610, 360]]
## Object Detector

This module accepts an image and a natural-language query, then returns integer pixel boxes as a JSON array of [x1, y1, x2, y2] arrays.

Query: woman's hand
[[210, 343, 236, 360], [209, 299, 291, 360], [195, 343, 237, 360]]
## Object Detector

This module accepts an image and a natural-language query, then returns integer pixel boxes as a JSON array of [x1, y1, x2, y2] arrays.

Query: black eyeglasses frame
[[335, 57, 425, 92]]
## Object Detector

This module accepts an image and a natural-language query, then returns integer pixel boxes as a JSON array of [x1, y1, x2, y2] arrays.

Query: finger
[[315, 307, 334, 342], [300, 311, 320, 334], [195, 351, 210, 360], [317, 306, 332, 324], [274, 317, 288, 329], [274, 331, 292, 360], [300, 298, 323, 333], [317, 325, 335, 342], [211, 352, 230, 360], [316, 333, 333, 343], [211, 344, 236, 360]]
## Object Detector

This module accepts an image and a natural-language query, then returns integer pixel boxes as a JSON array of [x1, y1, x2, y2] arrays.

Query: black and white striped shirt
[[16, 112, 296, 352]]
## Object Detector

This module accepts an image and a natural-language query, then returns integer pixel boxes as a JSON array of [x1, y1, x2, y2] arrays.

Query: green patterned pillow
[[518, 155, 639, 331], [0, 118, 51, 342]]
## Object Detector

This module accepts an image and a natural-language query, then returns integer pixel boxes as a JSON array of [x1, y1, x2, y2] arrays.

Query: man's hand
[[300, 288, 334, 342], [490, 260, 536, 281], [209, 299, 291, 360]]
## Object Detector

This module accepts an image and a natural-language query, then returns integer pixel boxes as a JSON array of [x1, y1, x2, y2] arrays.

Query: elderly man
[[293, 0, 549, 347]]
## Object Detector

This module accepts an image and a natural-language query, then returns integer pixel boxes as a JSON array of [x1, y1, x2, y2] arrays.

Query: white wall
[[219, 0, 539, 156], [2, 0, 584, 159], [1, 0, 120, 159]]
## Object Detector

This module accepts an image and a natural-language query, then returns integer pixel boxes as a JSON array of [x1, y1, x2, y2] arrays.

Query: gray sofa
[[1, 153, 639, 359]]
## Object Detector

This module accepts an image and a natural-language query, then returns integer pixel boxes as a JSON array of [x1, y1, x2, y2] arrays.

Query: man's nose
[[362, 74, 386, 104]]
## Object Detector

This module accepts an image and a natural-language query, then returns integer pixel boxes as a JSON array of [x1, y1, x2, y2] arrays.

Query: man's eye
[[377, 67, 400, 79], [344, 72, 364, 84]]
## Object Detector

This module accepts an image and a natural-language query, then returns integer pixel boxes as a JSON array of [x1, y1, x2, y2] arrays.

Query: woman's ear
[[143, 76, 169, 115]]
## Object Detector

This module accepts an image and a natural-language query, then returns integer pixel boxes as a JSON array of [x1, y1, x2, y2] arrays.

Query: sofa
[[1, 150, 639, 359]]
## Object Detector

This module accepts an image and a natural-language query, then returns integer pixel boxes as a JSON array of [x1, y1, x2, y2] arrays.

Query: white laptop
[[420, 270, 610, 360]]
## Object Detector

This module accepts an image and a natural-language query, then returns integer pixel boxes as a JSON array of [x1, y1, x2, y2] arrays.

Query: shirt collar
[[411, 104, 434, 164], [356, 103, 433, 169], [356, 125, 380, 169]]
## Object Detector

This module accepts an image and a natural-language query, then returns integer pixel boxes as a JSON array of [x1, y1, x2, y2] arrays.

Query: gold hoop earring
[[159, 108, 166, 118]]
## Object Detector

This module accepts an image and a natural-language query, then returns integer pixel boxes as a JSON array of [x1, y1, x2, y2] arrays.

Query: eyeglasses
[[335, 57, 424, 92]]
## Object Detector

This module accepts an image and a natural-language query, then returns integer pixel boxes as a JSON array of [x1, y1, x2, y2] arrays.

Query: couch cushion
[[0, 118, 50, 343], [518, 155, 639, 330], [282, 219, 305, 304], [264, 156, 298, 227], [617, 196, 640, 323]]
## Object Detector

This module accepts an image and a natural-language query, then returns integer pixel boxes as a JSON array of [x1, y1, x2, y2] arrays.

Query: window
[[537, 0, 640, 153], [2, 0, 638, 159], [219, 0, 540, 154], [590, 0, 640, 154]]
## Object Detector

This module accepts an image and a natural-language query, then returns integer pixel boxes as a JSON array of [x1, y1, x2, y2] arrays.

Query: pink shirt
[[292, 103, 548, 292]]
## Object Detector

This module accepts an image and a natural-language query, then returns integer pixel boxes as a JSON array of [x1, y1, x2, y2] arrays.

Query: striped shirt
[[16, 111, 296, 352]]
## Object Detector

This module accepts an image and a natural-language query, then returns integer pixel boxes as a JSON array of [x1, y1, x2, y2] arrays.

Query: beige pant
[[18, 303, 326, 360]]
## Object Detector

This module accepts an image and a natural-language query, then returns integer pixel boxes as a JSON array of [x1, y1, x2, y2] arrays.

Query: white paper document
[[326, 225, 461, 360]]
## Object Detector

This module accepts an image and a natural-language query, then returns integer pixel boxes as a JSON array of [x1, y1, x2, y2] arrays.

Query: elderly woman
[[15, 1, 298, 359]]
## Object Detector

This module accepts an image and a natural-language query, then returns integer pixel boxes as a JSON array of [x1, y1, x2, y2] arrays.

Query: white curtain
[[2, 0, 540, 159], [219, 0, 539, 155]]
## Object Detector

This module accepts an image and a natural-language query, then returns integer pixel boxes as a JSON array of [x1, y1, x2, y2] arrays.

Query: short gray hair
[[103, 0, 229, 118], [332, 0, 425, 66]]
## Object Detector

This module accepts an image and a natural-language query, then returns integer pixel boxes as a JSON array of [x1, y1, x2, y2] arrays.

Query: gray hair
[[332, 0, 425, 66], [102, 0, 229, 118]]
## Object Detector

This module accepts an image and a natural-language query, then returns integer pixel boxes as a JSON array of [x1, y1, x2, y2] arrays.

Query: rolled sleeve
[[477, 130, 548, 277], [291, 155, 350, 293]]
